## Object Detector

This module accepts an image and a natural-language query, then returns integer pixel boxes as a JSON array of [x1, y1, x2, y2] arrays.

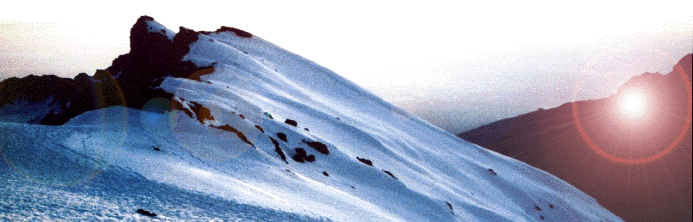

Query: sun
[[617, 88, 649, 120]]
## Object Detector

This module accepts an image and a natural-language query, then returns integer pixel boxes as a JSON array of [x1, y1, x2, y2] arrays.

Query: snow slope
[[0, 121, 324, 221], [0, 17, 622, 222]]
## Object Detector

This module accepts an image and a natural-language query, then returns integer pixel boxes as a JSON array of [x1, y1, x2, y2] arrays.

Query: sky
[[1, 1, 692, 134]]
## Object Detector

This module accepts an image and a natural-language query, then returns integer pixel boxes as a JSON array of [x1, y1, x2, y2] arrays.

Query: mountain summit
[[0, 16, 622, 221]]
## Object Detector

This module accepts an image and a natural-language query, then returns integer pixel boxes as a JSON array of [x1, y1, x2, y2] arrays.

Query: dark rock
[[0, 73, 121, 125], [534, 205, 542, 211], [322, 171, 329, 177], [292, 156, 305, 163], [189, 102, 214, 124], [487, 169, 497, 175], [186, 67, 215, 81], [200, 26, 253, 38], [0, 16, 251, 126], [302, 139, 329, 154], [269, 137, 287, 164], [285, 119, 298, 127], [356, 157, 373, 166], [210, 124, 254, 147], [107, 16, 223, 111], [382, 170, 397, 179], [549, 204, 554, 209], [277, 133, 287, 142], [171, 99, 193, 118], [290, 148, 315, 163], [107, 16, 205, 110], [445, 201, 454, 215], [254, 125, 264, 133], [136, 208, 157, 217], [292, 148, 307, 163]]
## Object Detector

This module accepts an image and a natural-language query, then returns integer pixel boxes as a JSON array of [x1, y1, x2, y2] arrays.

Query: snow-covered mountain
[[0, 16, 622, 221]]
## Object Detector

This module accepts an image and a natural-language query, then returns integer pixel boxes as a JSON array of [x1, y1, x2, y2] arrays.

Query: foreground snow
[[0, 148, 323, 221], [0, 18, 621, 222]]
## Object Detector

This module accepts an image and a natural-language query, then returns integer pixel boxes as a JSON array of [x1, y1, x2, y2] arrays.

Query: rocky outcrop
[[0, 73, 122, 125], [106, 16, 210, 110], [0, 16, 222, 125]]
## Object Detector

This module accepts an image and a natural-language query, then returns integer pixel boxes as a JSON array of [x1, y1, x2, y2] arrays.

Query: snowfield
[[0, 17, 622, 222]]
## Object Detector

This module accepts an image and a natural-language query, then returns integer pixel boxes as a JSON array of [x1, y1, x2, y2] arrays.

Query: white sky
[[1, 1, 692, 133]]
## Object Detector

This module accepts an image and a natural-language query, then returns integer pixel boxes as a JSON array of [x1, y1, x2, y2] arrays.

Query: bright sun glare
[[618, 88, 649, 120]]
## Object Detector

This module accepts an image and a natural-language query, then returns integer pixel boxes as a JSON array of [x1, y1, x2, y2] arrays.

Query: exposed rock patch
[[189, 102, 214, 124], [445, 201, 454, 215], [291, 148, 316, 163], [284, 119, 298, 127], [304, 154, 315, 162], [487, 169, 497, 175], [186, 67, 216, 81], [171, 99, 193, 118], [136, 208, 157, 217], [356, 157, 373, 166], [200, 26, 253, 38], [270, 137, 287, 164], [0, 73, 123, 125], [211, 124, 254, 147], [254, 125, 264, 133], [302, 139, 329, 155], [382, 170, 397, 179], [277, 133, 287, 142], [292, 148, 307, 163]]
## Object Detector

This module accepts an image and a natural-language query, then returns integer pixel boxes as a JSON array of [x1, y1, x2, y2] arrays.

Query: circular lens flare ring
[[572, 75, 692, 165], [572, 50, 692, 164]]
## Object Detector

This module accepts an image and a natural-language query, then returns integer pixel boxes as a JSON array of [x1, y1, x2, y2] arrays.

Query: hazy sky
[[1, 1, 692, 133]]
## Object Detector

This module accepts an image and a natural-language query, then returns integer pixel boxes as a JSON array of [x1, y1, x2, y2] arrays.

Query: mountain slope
[[460, 54, 692, 222], [1, 16, 621, 221]]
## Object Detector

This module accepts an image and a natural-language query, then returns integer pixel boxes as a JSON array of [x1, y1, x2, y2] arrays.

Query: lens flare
[[617, 88, 648, 120], [572, 50, 692, 164]]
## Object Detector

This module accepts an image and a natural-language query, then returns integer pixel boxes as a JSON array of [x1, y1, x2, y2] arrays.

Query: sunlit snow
[[0, 18, 622, 222]]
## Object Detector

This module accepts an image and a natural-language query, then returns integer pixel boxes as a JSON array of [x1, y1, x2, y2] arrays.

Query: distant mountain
[[460, 54, 692, 222], [0, 16, 622, 221]]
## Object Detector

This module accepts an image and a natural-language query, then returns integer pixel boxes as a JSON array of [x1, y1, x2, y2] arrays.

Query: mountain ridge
[[1, 16, 622, 221], [460, 53, 692, 222]]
